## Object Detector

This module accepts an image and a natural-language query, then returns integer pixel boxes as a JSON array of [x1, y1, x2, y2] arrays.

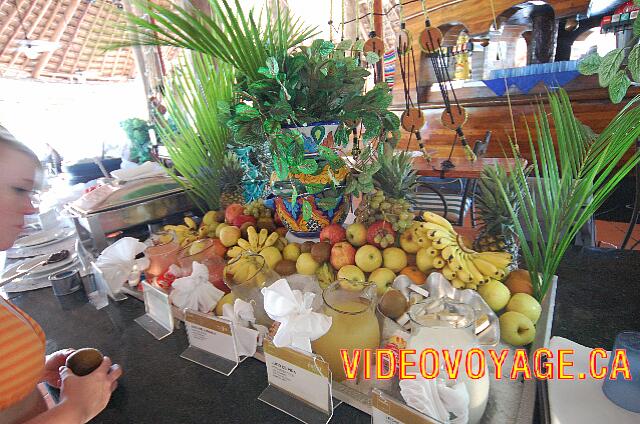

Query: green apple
[[415, 248, 435, 273], [355, 245, 382, 273], [282, 243, 301, 262], [369, 268, 396, 297], [260, 246, 283, 269], [499, 311, 536, 346], [506, 293, 542, 324], [337, 265, 366, 291], [478, 279, 511, 312], [296, 253, 320, 275], [346, 223, 367, 247], [382, 247, 407, 273], [215, 223, 229, 238], [399, 229, 421, 254]]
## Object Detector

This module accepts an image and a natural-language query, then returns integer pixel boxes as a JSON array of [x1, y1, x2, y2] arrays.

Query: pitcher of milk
[[406, 297, 489, 424]]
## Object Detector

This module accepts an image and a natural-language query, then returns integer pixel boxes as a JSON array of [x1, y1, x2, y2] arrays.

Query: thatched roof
[[0, 0, 136, 82]]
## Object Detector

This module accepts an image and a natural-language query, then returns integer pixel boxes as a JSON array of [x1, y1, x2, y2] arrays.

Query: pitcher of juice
[[407, 297, 489, 424], [311, 279, 380, 383]]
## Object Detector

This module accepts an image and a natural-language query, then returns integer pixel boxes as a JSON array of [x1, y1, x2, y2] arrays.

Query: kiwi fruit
[[240, 222, 253, 239], [274, 259, 297, 276], [256, 218, 276, 233], [379, 290, 408, 320], [310, 242, 331, 263], [66, 348, 104, 376], [300, 241, 315, 253], [214, 210, 225, 223]]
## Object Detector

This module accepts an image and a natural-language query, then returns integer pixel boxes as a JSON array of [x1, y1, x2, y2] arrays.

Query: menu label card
[[184, 309, 237, 362], [142, 281, 174, 332], [263, 340, 331, 413], [371, 390, 438, 424]]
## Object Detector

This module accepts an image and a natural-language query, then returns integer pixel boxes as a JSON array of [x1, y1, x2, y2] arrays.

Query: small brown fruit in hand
[[66, 348, 104, 376], [300, 241, 315, 253], [311, 242, 331, 264], [378, 289, 408, 320]]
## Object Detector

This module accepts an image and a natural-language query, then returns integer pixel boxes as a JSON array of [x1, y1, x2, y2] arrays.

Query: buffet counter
[[6, 246, 638, 423]]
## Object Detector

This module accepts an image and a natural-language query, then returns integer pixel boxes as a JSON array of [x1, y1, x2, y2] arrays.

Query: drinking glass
[[311, 280, 380, 382], [177, 239, 220, 274], [602, 331, 640, 412], [144, 233, 180, 280]]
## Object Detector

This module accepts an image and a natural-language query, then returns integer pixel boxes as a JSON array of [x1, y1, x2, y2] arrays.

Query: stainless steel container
[[49, 269, 83, 296]]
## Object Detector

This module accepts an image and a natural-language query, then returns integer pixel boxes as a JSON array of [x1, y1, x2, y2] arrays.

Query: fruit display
[[164, 215, 217, 247], [413, 211, 512, 290]]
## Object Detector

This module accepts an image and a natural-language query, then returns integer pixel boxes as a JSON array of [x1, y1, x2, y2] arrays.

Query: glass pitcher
[[144, 232, 180, 280], [223, 253, 279, 326], [311, 279, 380, 383], [407, 297, 489, 424]]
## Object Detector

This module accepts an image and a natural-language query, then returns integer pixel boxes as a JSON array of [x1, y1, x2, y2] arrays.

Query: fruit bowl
[[424, 273, 500, 346]]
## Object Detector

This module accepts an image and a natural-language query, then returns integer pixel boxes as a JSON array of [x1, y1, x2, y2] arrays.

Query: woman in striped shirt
[[0, 126, 122, 423]]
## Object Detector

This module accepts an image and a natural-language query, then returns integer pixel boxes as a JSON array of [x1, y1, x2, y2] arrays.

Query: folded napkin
[[548, 336, 640, 424], [262, 279, 332, 353], [222, 299, 268, 357], [169, 262, 224, 313], [111, 161, 167, 181], [400, 377, 470, 423], [95, 237, 149, 294]]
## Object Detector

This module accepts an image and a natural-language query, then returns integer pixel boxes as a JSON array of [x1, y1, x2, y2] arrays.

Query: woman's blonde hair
[[0, 125, 40, 166]]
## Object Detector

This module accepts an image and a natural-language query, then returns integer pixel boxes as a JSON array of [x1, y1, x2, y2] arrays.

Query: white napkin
[[95, 237, 148, 294], [261, 279, 332, 353], [400, 377, 470, 423], [221, 299, 268, 357], [548, 336, 640, 424], [111, 161, 167, 181], [169, 262, 224, 313]]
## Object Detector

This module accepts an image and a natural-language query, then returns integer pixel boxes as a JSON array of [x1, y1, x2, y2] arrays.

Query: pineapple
[[355, 149, 418, 231], [473, 165, 521, 268], [219, 152, 246, 208]]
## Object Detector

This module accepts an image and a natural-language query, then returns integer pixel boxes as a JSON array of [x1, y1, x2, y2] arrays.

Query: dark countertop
[[7, 246, 640, 423]]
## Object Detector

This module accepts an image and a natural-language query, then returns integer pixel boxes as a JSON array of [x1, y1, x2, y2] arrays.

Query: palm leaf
[[495, 89, 640, 301], [155, 54, 234, 211], [114, 0, 318, 81]]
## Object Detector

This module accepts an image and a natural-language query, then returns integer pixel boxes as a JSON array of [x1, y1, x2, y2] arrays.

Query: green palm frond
[[155, 53, 234, 211], [115, 0, 318, 81], [495, 89, 640, 301]]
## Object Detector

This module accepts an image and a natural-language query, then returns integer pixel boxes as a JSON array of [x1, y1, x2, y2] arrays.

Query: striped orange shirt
[[0, 299, 45, 411]]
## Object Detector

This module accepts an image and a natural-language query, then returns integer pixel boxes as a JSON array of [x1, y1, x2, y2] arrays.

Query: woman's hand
[[58, 356, 123, 423], [43, 348, 76, 388]]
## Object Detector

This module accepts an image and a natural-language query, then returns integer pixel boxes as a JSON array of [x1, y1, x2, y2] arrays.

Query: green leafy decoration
[[297, 158, 319, 174], [334, 126, 350, 146], [336, 39, 353, 50], [305, 183, 326, 194], [634, 16, 640, 36], [352, 39, 365, 51], [628, 44, 640, 82], [236, 104, 261, 119], [365, 51, 380, 64], [291, 184, 298, 210], [302, 200, 312, 221], [316, 196, 339, 211], [362, 115, 382, 142], [577, 53, 602, 76], [327, 168, 339, 186], [608, 71, 631, 104], [267, 57, 279, 77], [598, 49, 624, 87]]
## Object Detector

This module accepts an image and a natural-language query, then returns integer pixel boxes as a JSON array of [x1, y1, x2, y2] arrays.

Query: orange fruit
[[400, 266, 427, 285], [504, 269, 533, 296]]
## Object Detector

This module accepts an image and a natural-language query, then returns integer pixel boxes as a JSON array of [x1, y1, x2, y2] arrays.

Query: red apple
[[367, 220, 397, 249], [330, 241, 356, 270], [232, 214, 257, 227], [320, 224, 347, 245], [225, 204, 245, 224]]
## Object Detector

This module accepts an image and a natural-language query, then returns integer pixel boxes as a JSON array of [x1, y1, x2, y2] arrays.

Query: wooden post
[[32, 0, 82, 78], [373, 0, 384, 82]]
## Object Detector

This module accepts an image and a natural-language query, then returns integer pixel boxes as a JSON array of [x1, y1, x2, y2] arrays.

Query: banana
[[247, 226, 258, 251], [496, 268, 506, 280], [450, 278, 466, 289], [198, 226, 209, 238], [184, 217, 197, 230], [274, 237, 288, 251], [432, 237, 455, 248], [426, 247, 439, 257], [456, 268, 472, 283], [422, 211, 455, 233], [442, 264, 457, 281], [263, 232, 280, 248], [258, 229, 268, 247], [433, 255, 446, 269], [471, 257, 500, 278], [475, 251, 512, 269], [237, 238, 252, 251], [415, 234, 432, 248], [441, 245, 457, 262], [227, 246, 244, 258], [426, 229, 455, 241], [464, 258, 485, 284], [466, 283, 478, 291]]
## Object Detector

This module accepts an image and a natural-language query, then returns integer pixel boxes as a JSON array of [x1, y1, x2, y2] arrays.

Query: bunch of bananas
[[163, 213, 220, 247], [415, 211, 512, 290], [227, 226, 282, 258], [316, 263, 335, 289], [224, 255, 269, 288]]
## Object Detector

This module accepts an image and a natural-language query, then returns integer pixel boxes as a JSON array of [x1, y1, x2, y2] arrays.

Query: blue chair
[[412, 131, 491, 226]]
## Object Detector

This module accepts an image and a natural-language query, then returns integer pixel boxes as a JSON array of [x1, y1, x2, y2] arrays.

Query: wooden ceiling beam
[[0, 0, 28, 36], [32, 0, 82, 78], [69, 1, 105, 73], [26, 0, 53, 38], [54, 1, 91, 72], [0, 0, 41, 58], [79, 4, 113, 75]]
